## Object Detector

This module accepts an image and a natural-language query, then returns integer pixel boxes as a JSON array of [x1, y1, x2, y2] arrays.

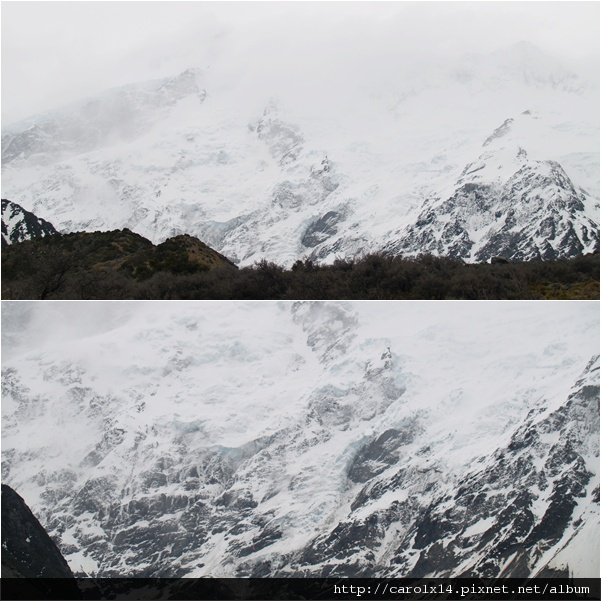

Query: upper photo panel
[[2, 2, 599, 300]]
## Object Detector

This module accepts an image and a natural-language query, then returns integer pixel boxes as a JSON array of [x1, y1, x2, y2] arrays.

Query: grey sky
[[2, 1, 599, 124]]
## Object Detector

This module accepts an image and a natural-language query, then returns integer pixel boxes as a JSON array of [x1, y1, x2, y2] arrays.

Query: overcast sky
[[2, 1, 599, 124]]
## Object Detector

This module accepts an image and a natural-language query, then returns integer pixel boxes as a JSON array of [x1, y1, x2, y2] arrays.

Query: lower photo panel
[[1, 301, 599, 600]]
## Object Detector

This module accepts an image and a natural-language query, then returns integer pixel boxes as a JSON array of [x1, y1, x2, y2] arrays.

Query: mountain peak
[[1, 44, 597, 267], [1, 199, 59, 247]]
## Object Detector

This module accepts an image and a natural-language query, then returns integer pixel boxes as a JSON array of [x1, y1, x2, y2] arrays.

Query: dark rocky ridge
[[382, 112, 599, 265], [1, 484, 75, 578], [1, 484, 81, 600]]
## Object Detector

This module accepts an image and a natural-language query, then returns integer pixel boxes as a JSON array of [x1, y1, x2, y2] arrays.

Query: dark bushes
[[2, 232, 599, 300]]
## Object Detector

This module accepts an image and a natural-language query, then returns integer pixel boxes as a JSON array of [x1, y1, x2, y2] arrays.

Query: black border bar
[[0, 577, 599, 600]]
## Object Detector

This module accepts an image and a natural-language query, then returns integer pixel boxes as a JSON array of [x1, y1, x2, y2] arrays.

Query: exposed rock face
[[401, 358, 599, 578], [1, 484, 75, 578], [252, 104, 305, 167], [283, 358, 600, 579], [387, 115, 599, 262], [302, 211, 342, 249], [347, 427, 417, 484], [2, 52, 597, 266], [1, 199, 58, 246], [1, 304, 599, 578]]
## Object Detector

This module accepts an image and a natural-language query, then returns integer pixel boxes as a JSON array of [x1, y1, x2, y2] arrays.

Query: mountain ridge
[[1, 198, 59, 247], [2, 303, 598, 578], [2, 43, 598, 266]]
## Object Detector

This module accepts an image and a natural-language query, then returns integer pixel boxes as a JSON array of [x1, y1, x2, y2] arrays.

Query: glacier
[[1, 301, 598, 577], [1, 42, 599, 264]]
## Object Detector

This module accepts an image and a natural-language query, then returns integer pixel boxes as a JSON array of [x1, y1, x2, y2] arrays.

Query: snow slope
[[1, 43, 598, 264], [386, 112, 599, 261], [2, 302, 598, 577]]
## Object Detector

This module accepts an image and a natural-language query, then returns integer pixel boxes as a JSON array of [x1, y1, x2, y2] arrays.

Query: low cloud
[[2, 2, 599, 124]]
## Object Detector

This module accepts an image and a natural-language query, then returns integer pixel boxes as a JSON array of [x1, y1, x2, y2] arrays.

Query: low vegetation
[[2, 229, 598, 299]]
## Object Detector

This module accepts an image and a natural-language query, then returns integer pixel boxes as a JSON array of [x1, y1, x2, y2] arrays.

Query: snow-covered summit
[[387, 112, 599, 261], [2, 68, 206, 166], [1, 43, 598, 264]]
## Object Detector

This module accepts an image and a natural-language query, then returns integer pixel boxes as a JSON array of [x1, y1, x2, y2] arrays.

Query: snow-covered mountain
[[2, 302, 598, 578], [1, 199, 59, 247], [1, 68, 207, 166], [386, 112, 599, 261], [1, 43, 598, 265]]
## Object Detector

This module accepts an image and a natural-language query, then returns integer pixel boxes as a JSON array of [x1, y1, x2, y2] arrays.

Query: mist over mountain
[[2, 302, 599, 578], [2, 3, 598, 266]]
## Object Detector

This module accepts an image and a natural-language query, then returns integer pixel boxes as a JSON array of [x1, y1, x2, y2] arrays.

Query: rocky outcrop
[[1, 484, 75, 578], [1, 199, 58, 247], [1, 485, 80, 600]]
